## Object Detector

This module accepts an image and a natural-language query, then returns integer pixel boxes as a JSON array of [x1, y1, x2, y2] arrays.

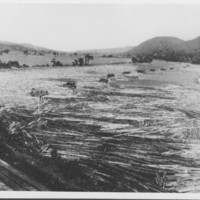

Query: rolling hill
[[186, 36, 200, 51], [1, 35, 200, 67], [0, 41, 130, 68], [75, 46, 134, 56], [0, 41, 66, 55], [0, 41, 133, 56], [124, 36, 200, 63], [126, 37, 188, 56]]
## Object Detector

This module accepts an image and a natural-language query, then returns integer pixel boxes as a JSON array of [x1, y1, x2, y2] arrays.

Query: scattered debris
[[98, 78, 109, 84], [107, 73, 115, 78], [30, 88, 49, 101], [51, 147, 61, 161], [155, 170, 166, 189], [63, 80, 77, 91], [0, 65, 200, 192], [136, 69, 145, 73], [122, 71, 131, 75]]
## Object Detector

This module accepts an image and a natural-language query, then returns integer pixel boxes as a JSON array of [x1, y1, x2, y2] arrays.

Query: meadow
[[0, 51, 131, 67]]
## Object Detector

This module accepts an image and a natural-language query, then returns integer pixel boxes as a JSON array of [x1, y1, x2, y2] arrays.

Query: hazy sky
[[0, 4, 200, 51]]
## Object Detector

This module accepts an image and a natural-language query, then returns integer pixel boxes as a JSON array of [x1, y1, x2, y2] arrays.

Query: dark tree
[[4, 49, 9, 54], [84, 54, 94, 65], [78, 58, 84, 66], [131, 55, 152, 63], [72, 59, 78, 66], [51, 58, 63, 66], [52, 51, 58, 57], [23, 50, 29, 56]]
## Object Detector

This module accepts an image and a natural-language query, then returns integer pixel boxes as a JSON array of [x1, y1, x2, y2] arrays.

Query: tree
[[52, 51, 58, 57], [72, 59, 78, 66], [131, 55, 152, 63], [84, 54, 94, 65], [24, 50, 29, 56], [51, 58, 63, 66], [4, 49, 9, 54], [78, 58, 84, 66]]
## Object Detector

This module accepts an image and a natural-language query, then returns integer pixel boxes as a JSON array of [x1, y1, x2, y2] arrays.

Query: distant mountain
[[0, 41, 59, 54], [20, 43, 52, 51], [126, 37, 188, 56], [1, 35, 200, 64], [123, 36, 200, 63], [75, 46, 134, 55], [0, 41, 133, 56]]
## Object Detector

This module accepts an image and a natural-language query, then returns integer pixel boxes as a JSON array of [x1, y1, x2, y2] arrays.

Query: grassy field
[[0, 61, 200, 191], [0, 51, 131, 67]]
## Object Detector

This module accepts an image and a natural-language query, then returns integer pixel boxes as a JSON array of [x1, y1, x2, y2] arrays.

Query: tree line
[[131, 50, 200, 64], [72, 54, 94, 66], [0, 60, 29, 69]]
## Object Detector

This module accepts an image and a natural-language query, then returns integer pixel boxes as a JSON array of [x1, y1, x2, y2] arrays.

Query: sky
[[0, 3, 200, 51]]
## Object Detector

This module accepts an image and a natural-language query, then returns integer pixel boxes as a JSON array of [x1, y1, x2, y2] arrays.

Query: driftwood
[[0, 78, 199, 192]]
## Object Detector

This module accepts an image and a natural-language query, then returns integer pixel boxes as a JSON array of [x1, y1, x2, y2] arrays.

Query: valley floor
[[0, 61, 200, 192], [0, 52, 131, 67]]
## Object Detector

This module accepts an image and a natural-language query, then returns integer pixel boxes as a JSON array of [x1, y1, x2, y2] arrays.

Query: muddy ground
[[0, 60, 200, 192]]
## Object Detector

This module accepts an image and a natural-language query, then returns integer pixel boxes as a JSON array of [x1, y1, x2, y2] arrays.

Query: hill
[[75, 46, 134, 56], [20, 43, 52, 52], [186, 36, 200, 51], [0, 41, 47, 53], [0, 41, 130, 68], [124, 36, 200, 63], [126, 37, 188, 56], [0, 41, 68, 56]]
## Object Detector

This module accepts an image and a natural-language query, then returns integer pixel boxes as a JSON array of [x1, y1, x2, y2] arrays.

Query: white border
[[1, 191, 200, 199], [0, 1, 199, 199], [0, 0, 198, 4]]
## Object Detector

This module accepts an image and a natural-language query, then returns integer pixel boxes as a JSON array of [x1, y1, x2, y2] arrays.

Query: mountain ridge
[[0, 35, 200, 64], [0, 40, 134, 56]]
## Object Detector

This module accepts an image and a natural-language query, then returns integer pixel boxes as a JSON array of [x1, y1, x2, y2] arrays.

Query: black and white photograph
[[0, 0, 200, 197]]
